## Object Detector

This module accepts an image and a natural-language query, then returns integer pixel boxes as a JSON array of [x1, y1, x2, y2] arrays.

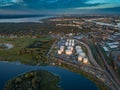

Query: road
[[47, 38, 120, 90], [75, 39, 101, 68], [47, 40, 57, 57], [75, 39, 120, 90], [54, 55, 116, 90], [96, 44, 120, 90]]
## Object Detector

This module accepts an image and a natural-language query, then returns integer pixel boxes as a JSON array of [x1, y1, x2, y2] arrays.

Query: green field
[[0, 36, 54, 65]]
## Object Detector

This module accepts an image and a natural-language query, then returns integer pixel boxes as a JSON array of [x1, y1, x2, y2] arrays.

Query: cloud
[[75, 3, 120, 9], [0, 0, 120, 14], [0, 0, 24, 7], [12, 0, 23, 3]]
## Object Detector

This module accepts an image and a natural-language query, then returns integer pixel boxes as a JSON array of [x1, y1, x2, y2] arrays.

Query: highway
[[75, 39, 101, 68], [96, 44, 120, 90], [54, 55, 116, 90], [75, 39, 120, 90], [47, 38, 120, 90]]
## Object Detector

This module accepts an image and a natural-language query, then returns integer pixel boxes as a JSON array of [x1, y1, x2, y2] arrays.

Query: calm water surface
[[0, 61, 98, 90]]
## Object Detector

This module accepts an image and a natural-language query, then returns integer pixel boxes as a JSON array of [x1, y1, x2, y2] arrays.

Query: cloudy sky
[[0, 0, 120, 14]]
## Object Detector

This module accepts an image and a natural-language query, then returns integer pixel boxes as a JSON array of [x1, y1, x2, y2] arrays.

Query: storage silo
[[76, 49, 83, 54], [69, 42, 71, 46], [58, 50, 62, 55], [83, 58, 88, 64], [78, 55, 83, 61], [65, 50, 72, 55], [67, 46, 73, 51], [71, 42, 75, 46], [60, 46, 64, 52], [65, 42, 68, 46], [79, 52, 85, 57], [76, 46, 81, 49]]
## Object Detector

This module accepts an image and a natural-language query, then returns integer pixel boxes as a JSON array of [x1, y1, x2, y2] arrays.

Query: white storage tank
[[76, 46, 81, 49], [65, 50, 72, 55], [78, 55, 83, 61], [58, 50, 62, 54], [60, 46, 64, 52], [76, 49, 83, 53], [67, 46, 73, 51], [69, 42, 71, 46], [60, 46, 64, 49], [60, 48, 64, 52], [71, 42, 75, 46], [83, 58, 88, 64], [65, 42, 68, 46], [79, 52, 85, 57]]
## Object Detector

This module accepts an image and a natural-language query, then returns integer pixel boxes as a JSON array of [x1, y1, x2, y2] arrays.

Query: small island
[[4, 70, 60, 90]]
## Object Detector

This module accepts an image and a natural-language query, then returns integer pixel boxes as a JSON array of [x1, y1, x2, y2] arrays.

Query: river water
[[0, 16, 54, 23], [0, 61, 98, 90]]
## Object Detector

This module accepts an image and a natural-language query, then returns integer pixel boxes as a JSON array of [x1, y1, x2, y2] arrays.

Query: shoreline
[[0, 61, 107, 90], [4, 70, 61, 90], [0, 16, 57, 23]]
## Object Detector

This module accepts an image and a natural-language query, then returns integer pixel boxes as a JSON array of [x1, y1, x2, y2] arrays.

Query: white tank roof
[[60, 46, 64, 49], [78, 55, 83, 61], [67, 46, 73, 51], [65, 50, 72, 55], [76, 46, 81, 49], [83, 58, 88, 64], [76, 49, 83, 53], [65, 42, 68, 46], [58, 50, 62, 54], [79, 52, 85, 57]]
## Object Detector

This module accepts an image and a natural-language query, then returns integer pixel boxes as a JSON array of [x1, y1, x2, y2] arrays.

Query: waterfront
[[0, 16, 55, 23], [0, 61, 98, 90]]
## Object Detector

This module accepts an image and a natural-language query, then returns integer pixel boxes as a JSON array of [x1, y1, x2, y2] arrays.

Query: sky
[[0, 0, 120, 15]]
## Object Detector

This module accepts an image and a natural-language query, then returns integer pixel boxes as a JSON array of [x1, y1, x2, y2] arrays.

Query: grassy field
[[4, 70, 60, 90], [0, 36, 53, 65]]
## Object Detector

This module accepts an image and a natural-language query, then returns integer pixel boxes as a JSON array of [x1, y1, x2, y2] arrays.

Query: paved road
[[55, 55, 116, 90], [47, 40, 57, 57], [75, 39, 120, 90], [96, 44, 120, 90], [75, 39, 101, 68], [48, 38, 120, 90]]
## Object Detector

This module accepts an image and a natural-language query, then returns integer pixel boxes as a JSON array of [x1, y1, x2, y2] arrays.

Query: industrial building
[[57, 38, 89, 64]]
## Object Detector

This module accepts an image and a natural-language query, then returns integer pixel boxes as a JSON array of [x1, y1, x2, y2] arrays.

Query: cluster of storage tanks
[[57, 39, 88, 64], [58, 39, 74, 55], [76, 46, 88, 64], [65, 39, 75, 46], [65, 39, 75, 55]]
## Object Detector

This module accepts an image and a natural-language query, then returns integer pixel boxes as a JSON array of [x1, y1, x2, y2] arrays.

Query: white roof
[[109, 45, 118, 49], [103, 47, 109, 52]]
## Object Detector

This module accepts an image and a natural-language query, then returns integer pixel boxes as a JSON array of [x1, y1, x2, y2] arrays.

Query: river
[[0, 61, 98, 90], [0, 16, 55, 23], [85, 19, 120, 28]]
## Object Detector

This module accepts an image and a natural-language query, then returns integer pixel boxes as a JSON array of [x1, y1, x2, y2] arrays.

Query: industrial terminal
[[57, 38, 89, 64]]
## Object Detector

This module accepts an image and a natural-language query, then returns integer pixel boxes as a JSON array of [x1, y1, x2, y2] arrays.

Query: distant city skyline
[[0, 0, 120, 15]]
